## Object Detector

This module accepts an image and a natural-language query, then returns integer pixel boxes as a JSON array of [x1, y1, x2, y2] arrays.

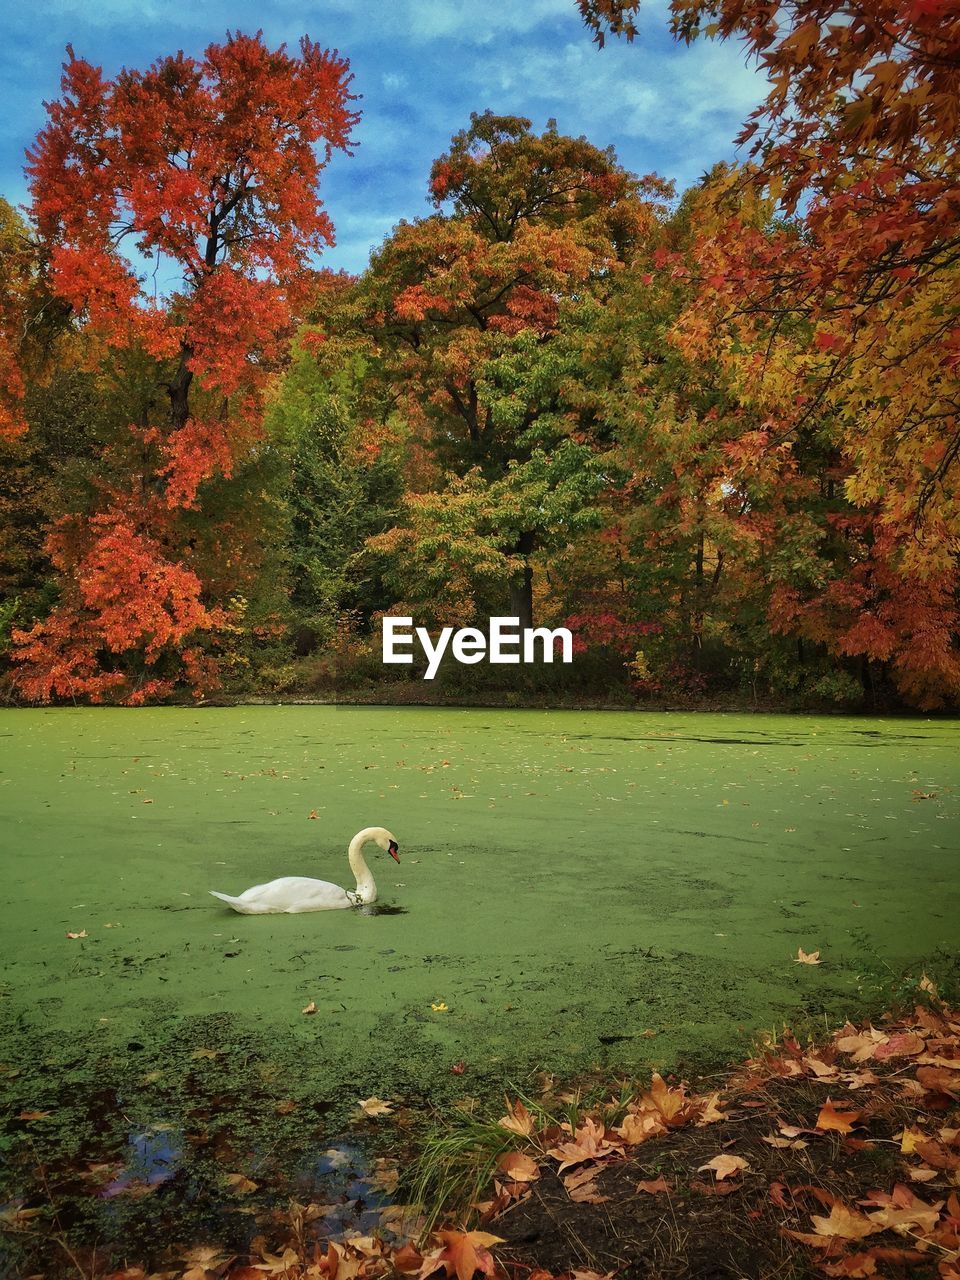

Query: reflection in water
[[103, 1126, 182, 1197]]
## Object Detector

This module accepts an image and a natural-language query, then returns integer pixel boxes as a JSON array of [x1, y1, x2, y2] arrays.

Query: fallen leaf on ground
[[546, 1116, 624, 1174], [816, 1099, 863, 1133], [636, 1176, 672, 1194], [421, 1229, 503, 1280], [697, 1154, 750, 1180], [810, 1203, 881, 1241], [498, 1099, 535, 1136], [820, 1254, 877, 1277], [497, 1152, 539, 1182]]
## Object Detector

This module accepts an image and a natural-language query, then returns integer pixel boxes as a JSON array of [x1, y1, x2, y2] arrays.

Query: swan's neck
[[347, 829, 379, 904]]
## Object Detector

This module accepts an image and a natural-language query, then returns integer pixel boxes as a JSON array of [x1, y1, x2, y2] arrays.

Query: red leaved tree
[[13, 32, 358, 702]]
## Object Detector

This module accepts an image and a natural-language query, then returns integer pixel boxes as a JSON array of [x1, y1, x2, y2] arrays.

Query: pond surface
[[1, 706, 958, 1269]]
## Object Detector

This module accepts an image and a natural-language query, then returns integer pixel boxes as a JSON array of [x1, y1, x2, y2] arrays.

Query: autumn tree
[[577, 0, 960, 706], [11, 32, 358, 703], [330, 111, 668, 629]]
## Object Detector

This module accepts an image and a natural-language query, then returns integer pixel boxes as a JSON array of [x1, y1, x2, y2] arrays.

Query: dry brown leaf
[[795, 948, 821, 965], [820, 1254, 877, 1277], [816, 1099, 863, 1133], [497, 1151, 540, 1183], [636, 1175, 672, 1194], [420, 1229, 503, 1280], [567, 1178, 611, 1204], [616, 1110, 666, 1144], [498, 1098, 535, 1136], [697, 1154, 750, 1180], [875, 1032, 925, 1059], [224, 1172, 258, 1194], [301, 1001, 317, 1015], [65, 930, 88, 939], [546, 1116, 623, 1174], [357, 1095, 394, 1118], [809, 1203, 880, 1241]]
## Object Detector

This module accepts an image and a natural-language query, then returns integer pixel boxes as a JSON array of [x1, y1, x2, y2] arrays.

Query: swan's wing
[[238, 876, 351, 910]]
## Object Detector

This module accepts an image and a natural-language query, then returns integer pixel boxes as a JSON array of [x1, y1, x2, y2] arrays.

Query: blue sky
[[2, 0, 768, 275]]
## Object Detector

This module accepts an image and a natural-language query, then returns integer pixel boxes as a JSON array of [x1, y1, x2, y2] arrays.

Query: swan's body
[[209, 826, 399, 914]]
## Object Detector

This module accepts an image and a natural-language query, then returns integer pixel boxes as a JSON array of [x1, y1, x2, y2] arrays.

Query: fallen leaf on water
[[451, 1061, 466, 1074], [301, 1001, 317, 1015], [697, 1154, 750, 1180], [795, 948, 821, 965], [308, 810, 319, 819], [224, 1172, 258, 1194], [65, 930, 88, 940], [17, 1110, 52, 1122], [357, 1095, 393, 1118], [190, 1048, 219, 1060], [431, 1001, 449, 1012]]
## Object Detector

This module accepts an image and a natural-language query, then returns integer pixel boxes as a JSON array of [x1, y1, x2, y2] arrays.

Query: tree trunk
[[509, 530, 536, 630], [168, 344, 194, 431]]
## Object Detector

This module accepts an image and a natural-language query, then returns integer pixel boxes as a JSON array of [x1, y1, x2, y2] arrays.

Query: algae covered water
[[1, 706, 958, 1263]]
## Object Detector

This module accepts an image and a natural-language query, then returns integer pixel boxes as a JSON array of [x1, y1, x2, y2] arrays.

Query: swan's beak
[[388, 839, 400, 863]]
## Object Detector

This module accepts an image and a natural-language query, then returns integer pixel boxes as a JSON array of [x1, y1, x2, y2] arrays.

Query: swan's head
[[374, 828, 401, 863]]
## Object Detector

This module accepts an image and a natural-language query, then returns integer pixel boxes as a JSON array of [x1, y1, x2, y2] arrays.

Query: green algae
[[1, 706, 958, 1266]]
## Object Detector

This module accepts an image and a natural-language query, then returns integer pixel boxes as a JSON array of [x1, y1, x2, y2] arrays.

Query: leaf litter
[[6, 984, 960, 1280]]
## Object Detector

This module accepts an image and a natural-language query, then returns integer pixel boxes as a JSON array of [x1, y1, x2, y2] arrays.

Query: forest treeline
[[1, 2, 958, 710]]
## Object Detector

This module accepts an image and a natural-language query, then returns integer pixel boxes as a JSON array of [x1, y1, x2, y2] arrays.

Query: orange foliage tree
[[578, 0, 960, 706], [12, 32, 358, 702]]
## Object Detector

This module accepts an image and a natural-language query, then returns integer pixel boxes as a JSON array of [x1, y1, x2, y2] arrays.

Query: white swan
[[209, 826, 400, 914]]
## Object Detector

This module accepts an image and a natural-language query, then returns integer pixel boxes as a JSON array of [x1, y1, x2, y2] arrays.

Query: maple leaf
[[697, 1154, 750, 1180], [65, 930, 88, 939], [546, 1116, 623, 1174], [301, 1001, 318, 1015], [498, 1098, 535, 1136], [795, 948, 821, 965], [224, 1172, 257, 1194], [17, 1110, 52, 1122], [874, 1032, 925, 1059], [820, 1255, 877, 1278], [636, 1175, 672, 1193], [804, 1203, 880, 1243], [357, 1095, 394, 1118], [419, 1229, 504, 1280], [497, 1152, 540, 1182], [816, 1099, 863, 1133], [566, 1178, 611, 1204]]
